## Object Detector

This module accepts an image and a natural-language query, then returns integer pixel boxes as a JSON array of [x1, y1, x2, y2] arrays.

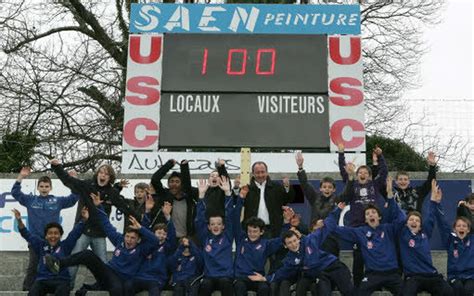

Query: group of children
[[9, 146, 474, 296]]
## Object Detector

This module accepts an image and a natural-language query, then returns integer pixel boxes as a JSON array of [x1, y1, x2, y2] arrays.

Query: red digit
[[227, 49, 247, 75], [201, 48, 208, 75], [256, 48, 276, 75]]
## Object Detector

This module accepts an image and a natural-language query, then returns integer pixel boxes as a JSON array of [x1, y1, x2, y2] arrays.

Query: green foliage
[[0, 131, 38, 173], [366, 135, 428, 172]]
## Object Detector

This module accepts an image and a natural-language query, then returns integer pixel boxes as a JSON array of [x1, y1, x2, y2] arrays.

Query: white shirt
[[256, 181, 270, 225]]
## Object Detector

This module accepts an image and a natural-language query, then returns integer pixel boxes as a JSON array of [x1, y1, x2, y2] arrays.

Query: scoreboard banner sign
[[122, 4, 365, 173], [130, 4, 361, 35], [160, 93, 329, 148], [162, 34, 328, 93]]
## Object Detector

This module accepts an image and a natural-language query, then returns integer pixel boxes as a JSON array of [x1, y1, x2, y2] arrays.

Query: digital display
[[159, 93, 329, 148], [162, 34, 328, 93]]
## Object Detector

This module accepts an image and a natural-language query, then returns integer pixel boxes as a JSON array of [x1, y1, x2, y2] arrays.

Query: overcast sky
[[402, 0, 473, 171]]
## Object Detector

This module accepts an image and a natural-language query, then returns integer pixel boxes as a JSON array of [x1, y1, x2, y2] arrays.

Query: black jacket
[[51, 164, 139, 237], [203, 164, 230, 218], [394, 165, 437, 213], [243, 177, 295, 238], [297, 169, 340, 221], [151, 160, 198, 237]]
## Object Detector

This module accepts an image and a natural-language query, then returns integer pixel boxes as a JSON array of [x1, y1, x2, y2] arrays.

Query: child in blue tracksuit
[[249, 204, 352, 296], [195, 177, 236, 296], [432, 182, 474, 296], [168, 237, 203, 296], [338, 144, 387, 287], [233, 187, 284, 296], [45, 199, 158, 296], [131, 201, 176, 296], [394, 179, 451, 295], [13, 207, 85, 296], [335, 187, 404, 296], [12, 167, 79, 291]]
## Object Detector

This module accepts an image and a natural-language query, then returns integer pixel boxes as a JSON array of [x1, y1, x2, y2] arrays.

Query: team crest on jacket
[[114, 249, 121, 256], [453, 249, 459, 258], [367, 241, 373, 249], [205, 244, 212, 252], [294, 258, 301, 265], [408, 239, 415, 248]]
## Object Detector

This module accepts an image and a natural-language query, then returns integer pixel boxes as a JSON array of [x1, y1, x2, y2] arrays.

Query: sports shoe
[[44, 254, 60, 274]]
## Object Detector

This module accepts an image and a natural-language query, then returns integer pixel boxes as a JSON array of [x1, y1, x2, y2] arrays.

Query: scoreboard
[[122, 4, 364, 173]]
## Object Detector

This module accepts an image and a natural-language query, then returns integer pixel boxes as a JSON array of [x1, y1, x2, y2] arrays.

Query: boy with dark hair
[[433, 182, 474, 296], [168, 237, 203, 296], [131, 200, 176, 296], [195, 176, 236, 296], [296, 151, 341, 256], [249, 203, 351, 296], [394, 151, 437, 213], [13, 206, 87, 296], [45, 193, 159, 296], [151, 159, 199, 239], [233, 186, 285, 296], [335, 177, 405, 296], [396, 179, 451, 296], [11, 166, 79, 291], [457, 193, 474, 235], [122, 182, 149, 232]]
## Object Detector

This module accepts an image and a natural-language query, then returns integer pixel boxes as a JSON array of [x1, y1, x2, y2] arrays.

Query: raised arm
[[373, 146, 387, 192], [431, 180, 451, 249], [13, 208, 43, 253], [233, 186, 248, 242], [49, 159, 85, 192], [219, 176, 235, 242], [11, 168, 33, 206], [195, 179, 209, 246], [62, 207, 87, 254], [310, 203, 344, 247], [296, 152, 320, 205], [338, 143, 349, 183], [416, 152, 438, 202], [150, 159, 175, 196]]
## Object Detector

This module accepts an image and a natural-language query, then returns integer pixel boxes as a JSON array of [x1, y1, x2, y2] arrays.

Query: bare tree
[[1, 0, 462, 172]]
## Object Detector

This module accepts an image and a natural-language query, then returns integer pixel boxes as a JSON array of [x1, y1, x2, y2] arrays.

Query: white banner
[[121, 151, 367, 174]]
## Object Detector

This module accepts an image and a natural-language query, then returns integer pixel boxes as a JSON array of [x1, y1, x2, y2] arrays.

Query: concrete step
[[0, 251, 448, 293]]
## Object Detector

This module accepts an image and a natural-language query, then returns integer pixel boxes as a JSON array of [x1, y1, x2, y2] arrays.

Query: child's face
[[468, 200, 474, 212], [247, 225, 264, 242], [96, 167, 111, 186], [45, 227, 62, 247], [396, 175, 410, 190], [357, 168, 371, 184], [168, 177, 182, 196], [208, 217, 224, 236], [37, 181, 52, 196], [284, 234, 300, 252], [406, 215, 421, 234], [208, 171, 220, 188], [290, 215, 301, 227], [320, 182, 336, 198], [454, 219, 470, 239], [124, 231, 139, 249], [365, 208, 381, 228], [155, 229, 168, 243], [134, 188, 147, 204]]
